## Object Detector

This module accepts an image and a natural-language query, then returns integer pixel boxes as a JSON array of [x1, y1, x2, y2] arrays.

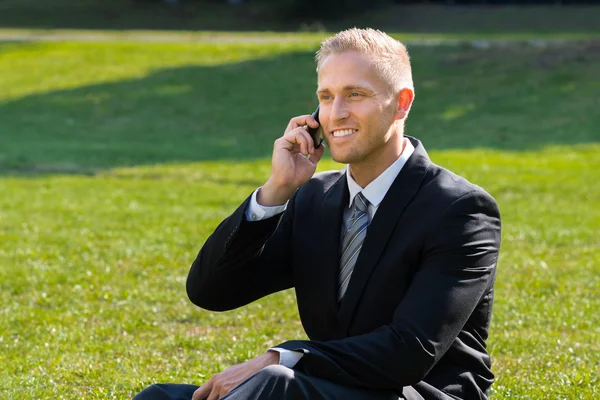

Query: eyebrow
[[316, 85, 374, 95]]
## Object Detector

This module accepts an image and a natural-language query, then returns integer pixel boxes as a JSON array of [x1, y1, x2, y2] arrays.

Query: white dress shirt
[[244, 138, 415, 367]]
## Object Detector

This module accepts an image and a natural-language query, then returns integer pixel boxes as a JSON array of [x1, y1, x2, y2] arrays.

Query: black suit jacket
[[187, 137, 502, 399]]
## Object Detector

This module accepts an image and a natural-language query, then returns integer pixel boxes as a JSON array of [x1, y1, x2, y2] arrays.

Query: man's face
[[316, 51, 401, 167]]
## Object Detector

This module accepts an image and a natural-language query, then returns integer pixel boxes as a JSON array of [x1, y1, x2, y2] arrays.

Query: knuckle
[[288, 131, 302, 140]]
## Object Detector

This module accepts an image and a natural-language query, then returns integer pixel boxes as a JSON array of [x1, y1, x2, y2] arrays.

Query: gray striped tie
[[338, 192, 370, 302]]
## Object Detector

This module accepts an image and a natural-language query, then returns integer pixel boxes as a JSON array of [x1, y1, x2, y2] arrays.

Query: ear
[[393, 88, 414, 121]]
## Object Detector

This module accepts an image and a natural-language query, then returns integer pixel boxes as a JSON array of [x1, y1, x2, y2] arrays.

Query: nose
[[330, 97, 350, 122]]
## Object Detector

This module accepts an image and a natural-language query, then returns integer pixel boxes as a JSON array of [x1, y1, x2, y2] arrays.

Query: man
[[135, 28, 501, 400]]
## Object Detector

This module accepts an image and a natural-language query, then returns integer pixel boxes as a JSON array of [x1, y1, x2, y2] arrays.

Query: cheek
[[318, 105, 331, 126], [356, 107, 380, 129]]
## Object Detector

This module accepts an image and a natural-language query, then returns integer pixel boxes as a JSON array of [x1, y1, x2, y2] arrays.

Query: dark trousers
[[134, 365, 427, 400]]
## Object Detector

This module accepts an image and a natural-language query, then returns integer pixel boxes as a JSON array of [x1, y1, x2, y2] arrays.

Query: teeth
[[333, 129, 357, 137]]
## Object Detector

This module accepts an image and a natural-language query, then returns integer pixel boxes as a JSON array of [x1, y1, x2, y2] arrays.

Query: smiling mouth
[[332, 129, 358, 138]]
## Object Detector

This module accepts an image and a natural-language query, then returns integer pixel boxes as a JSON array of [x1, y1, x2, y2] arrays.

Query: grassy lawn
[[0, 36, 599, 399]]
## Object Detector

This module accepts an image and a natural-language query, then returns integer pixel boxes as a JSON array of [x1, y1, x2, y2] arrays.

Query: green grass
[[0, 37, 599, 399]]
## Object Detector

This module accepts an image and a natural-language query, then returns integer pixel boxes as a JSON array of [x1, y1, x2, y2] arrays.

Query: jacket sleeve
[[275, 190, 501, 389], [186, 191, 297, 312]]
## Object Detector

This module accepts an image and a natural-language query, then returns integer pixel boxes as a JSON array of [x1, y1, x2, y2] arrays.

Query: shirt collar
[[346, 137, 415, 208]]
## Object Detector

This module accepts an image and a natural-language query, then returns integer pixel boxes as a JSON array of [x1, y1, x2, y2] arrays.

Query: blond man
[[135, 28, 501, 400]]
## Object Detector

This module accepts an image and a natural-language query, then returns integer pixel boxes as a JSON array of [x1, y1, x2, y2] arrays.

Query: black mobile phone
[[307, 105, 323, 149]]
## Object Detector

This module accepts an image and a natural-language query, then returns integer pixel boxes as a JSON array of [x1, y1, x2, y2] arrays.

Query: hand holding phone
[[307, 105, 323, 149], [258, 108, 326, 206]]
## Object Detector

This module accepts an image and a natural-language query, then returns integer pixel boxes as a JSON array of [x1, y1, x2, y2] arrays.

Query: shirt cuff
[[267, 347, 304, 368], [245, 188, 288, 222]]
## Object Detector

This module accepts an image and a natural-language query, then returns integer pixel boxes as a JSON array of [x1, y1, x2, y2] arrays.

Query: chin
[[330, 150, 361, 165]]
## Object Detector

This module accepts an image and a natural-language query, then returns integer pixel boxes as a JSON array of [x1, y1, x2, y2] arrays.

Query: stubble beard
[[330, 127, 388, 168], [329, 106, 399, 167]]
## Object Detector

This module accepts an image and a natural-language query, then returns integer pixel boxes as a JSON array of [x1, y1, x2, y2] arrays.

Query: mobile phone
[[307, 105, 323, 149]]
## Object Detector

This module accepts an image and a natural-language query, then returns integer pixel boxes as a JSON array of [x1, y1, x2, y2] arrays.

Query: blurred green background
[[0, 1, 599, 399]]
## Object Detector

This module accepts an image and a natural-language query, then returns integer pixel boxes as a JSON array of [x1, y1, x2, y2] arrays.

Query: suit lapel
[[317, 171, 350, 325], [337, 138, 431, 333]]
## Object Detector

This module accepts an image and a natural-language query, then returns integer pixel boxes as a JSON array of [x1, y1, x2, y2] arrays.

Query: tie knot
[[354, 192, 369, 213]]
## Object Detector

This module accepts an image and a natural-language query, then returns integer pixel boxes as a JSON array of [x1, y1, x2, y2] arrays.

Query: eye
[[350, 92, 361, 98]]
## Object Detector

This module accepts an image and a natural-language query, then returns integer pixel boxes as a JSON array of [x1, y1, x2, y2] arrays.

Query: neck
[[349, 133, 406, 188]]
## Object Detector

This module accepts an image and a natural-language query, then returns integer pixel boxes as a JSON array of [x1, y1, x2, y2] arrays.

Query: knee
[[133, 384, 164, 400], [133, 383, 198, 400]]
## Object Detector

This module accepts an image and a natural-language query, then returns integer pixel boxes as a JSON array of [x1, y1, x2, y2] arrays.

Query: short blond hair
[[316, 28, 414, 94]]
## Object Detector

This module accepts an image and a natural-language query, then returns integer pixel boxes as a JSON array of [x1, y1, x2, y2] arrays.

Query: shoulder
[[422, 162, 500, 218], [406, 137, 497, 210]]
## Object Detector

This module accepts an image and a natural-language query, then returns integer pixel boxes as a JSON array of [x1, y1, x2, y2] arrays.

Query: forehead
[[317, 51, 385, 92]]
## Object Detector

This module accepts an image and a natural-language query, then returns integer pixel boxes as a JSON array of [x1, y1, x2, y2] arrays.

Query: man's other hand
[[192, 351, 280, 400]]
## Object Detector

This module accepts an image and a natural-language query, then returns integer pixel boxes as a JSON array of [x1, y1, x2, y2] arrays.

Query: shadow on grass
[[0, 41, 599, 175]]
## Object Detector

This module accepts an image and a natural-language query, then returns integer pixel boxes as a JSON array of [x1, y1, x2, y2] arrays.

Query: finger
[[307, 141, 326, 164], [192, 382, 211, 400], [207, 390, 220, 400], [286, 114, 319, 133], [218, 388, 230, 400], [281, 128, 311, 155], [297, 127, 317, 153], [296, 126, 318, 154]]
